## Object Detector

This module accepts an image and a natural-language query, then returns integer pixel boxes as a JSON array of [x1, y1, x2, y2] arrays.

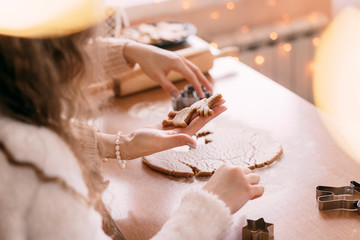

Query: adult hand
[[203, 165, 264, 214], [123, 41, 212, 98]]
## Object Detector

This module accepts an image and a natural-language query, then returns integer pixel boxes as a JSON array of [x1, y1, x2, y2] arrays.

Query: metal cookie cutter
[[242, 218, 274, 240], [172, 84, 212, 111], [316, 180, 360, 214]]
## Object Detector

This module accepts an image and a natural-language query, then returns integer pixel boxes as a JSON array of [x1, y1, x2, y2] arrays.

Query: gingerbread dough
[[143, 128, 283, 177], [162, 93, 223, 128]]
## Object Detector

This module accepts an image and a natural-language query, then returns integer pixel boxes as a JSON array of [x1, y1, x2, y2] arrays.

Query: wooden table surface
[[98, 57, 360, 240]]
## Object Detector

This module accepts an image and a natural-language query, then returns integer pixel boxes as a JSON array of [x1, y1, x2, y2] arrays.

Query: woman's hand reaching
[[123, 41, 212, 98]]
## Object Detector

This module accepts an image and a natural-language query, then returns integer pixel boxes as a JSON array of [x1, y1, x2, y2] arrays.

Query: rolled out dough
[[143, 128, 283, 177]]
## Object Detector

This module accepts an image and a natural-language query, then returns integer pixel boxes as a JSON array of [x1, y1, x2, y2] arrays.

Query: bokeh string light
[[270, 32, 278, 41], [255, 55, 265, 65], [182, 1, 190, 10], [211, 11, 220, 20], [226, 2, 235, 10], [283, 42, 292, 52]]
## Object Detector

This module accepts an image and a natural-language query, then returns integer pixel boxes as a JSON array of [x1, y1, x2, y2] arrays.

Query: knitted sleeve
[[102, 38, 135, 78], [151, 189, 233, 240], [70, 121, 101, 166], [86, 37, 135, 80]]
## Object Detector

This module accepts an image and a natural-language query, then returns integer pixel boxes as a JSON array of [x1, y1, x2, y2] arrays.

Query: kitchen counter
[[98, 56, 360, 239]]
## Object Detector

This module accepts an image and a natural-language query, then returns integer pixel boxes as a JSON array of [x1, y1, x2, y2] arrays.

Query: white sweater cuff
[[152, 189, 232, 240]]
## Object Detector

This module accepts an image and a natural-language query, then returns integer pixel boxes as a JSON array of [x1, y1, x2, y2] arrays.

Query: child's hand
[[96, 103, 226, 160], [121, 103, 227, 159], [202, 165, 264, 214]]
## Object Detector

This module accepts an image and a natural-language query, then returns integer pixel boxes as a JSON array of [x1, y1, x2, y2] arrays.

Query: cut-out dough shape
[[162, 93, 223, 128], [143, 128, 283, 177]]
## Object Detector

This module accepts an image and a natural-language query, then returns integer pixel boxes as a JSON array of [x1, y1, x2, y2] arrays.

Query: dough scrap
[[162, 93, 223, 128], [143, 128, 283, 177]]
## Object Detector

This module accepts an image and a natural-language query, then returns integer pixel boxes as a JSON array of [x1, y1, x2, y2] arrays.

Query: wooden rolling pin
[[88, 45, 239, 97]]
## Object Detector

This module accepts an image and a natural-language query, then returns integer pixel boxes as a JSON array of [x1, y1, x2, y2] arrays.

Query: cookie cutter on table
[[316, 180, 360, 214], [172, 84, 212, 111], [242, 218, 274, 240]]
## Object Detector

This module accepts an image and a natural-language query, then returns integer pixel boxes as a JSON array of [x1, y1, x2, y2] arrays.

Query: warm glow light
[[308, 60, 315, 73], [268, 0, 277, 6], [233, 56, 240, 61], [211, 11, 220, 20], [270, 32, 278, 40], [283, 43, 292, 52], [255, 55, 265, 65], [182, 1, 190, 10], [282, 14, 290, 22], [210, 42, 218, 48], [241, 25, 249, 33], [313, 7, 360, 165], [226, 2, 235, 10], [308, 11, 319, 23], [312, 37, 320, 47]]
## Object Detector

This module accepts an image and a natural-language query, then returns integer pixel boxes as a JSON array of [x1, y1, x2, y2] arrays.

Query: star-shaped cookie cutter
[[316, 180, 360, 214], [242, 218, 274, 240]]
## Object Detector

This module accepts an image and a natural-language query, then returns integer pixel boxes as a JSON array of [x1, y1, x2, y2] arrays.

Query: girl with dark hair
[[0, 1, 264, 239]]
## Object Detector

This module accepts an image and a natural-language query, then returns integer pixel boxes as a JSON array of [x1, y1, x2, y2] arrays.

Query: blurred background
[[107, 0, 360, 104]]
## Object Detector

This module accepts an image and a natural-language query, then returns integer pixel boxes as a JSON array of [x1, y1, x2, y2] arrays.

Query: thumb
[[163, 133, 197, 149]]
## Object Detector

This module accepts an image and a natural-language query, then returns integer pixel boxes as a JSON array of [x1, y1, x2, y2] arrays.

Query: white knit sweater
[[0, 117, 232, 240]]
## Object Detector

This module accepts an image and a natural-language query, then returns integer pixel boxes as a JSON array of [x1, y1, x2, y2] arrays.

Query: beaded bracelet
[[115, 131, 126, 169]]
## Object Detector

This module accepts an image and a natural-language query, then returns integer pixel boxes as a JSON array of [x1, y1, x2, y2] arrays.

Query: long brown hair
[[0, 31, 90, 131], [0, 30, 124, 239]]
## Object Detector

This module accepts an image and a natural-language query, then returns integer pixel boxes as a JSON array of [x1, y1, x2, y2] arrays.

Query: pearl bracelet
[[115, 131, 126, 169]]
